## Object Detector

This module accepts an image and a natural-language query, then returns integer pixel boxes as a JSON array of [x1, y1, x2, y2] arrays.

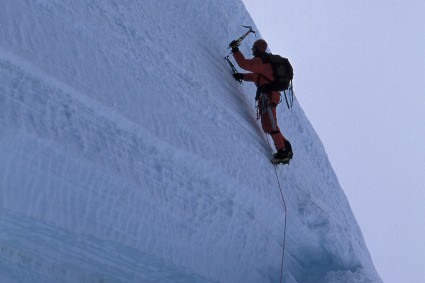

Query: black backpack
[[259, 53, 293, 92]]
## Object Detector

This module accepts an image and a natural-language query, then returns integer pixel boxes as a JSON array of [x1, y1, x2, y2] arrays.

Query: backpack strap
[[283, 80, 294, 109]]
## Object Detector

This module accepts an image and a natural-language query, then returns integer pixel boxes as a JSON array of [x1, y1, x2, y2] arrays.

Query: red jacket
[[233, 50, 281, 105]]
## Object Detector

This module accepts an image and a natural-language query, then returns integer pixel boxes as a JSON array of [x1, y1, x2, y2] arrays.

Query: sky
[[242, 1, 425, 283]]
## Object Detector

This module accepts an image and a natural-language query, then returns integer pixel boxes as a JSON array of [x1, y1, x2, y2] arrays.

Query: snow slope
[[0, 0, 382, 282]]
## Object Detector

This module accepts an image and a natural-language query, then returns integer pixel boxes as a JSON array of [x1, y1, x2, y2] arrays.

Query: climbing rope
[[264, 136, 288, 283], [273, 162, 288, 283]]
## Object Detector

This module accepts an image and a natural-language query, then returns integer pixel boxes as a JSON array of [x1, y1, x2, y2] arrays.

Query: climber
[[229, 39, 293, 164]]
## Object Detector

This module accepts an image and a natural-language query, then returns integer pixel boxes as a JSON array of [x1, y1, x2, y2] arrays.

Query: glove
[[228, 40, 240, 48], [228, 40, 240, 53], [233, 73, 244, 81]]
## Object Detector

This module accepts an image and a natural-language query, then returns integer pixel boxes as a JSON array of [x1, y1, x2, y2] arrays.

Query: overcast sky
[[242, 1, 425, 282]]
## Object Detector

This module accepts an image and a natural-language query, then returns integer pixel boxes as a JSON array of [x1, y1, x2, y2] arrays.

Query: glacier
[[0, 0, 382, 282]]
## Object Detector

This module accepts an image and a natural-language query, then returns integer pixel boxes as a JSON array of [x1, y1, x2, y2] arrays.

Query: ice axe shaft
[[224, 55, 242, 83], [231, 25, 256, 47]]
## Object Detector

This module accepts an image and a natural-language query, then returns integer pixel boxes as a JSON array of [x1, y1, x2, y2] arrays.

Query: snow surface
[[0, 0, 382, 282]]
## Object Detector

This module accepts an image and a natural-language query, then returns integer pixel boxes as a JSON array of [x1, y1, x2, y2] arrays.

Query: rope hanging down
[[273, 162, 288, 283], [265, 136, 288, 283]]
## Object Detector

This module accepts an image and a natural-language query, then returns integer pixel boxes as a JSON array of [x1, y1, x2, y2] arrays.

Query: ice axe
[[228, 25, 256, 48]]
